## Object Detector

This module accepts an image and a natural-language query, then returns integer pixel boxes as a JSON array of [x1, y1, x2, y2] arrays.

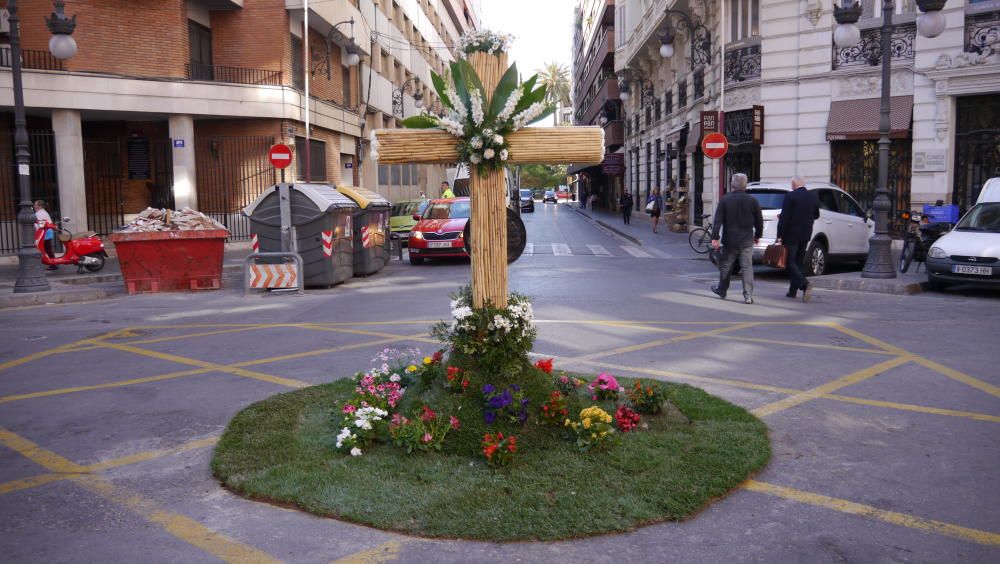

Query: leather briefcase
[[763, 243, 787, 269]]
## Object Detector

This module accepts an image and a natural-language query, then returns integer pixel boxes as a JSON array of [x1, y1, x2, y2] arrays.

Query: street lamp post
[[11, 0, 77, 294], [834, 0, 947, 279], [392, 77, 424, 118]]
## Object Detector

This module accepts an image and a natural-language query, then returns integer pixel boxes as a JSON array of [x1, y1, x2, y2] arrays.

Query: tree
[[519, 164, 568, 189], [535, 62, 571, 126]]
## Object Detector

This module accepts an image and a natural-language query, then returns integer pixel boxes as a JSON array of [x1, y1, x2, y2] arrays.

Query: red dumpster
[[109, 229, 228, 294]]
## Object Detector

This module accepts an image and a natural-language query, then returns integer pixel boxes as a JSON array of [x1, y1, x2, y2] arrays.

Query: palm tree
[[535, 62, 571, 125]]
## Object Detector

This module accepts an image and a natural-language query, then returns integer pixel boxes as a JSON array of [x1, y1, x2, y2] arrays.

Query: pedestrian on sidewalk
[[33, 200, 57, 270], [776, 175, 820, 302], [710, 173, 763, 304], [650, 188, 663, 233], [620, 191, 633, 224]]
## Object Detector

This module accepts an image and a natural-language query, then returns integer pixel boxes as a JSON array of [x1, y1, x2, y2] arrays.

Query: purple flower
[[484, 411, 496, 424], [482, 383, 495, 395]]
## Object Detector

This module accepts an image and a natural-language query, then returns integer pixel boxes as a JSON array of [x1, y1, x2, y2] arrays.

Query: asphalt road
[[1, 200, 998, 563]]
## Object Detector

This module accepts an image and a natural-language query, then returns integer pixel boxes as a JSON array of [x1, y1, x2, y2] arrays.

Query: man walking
[[620, 191, 633, 224], [710, 173, 763, 304], [776, 175, 821, 302]]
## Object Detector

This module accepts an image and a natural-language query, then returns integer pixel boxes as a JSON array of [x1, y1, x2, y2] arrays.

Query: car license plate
[[428, 241, 452, 249], [952, 265, 991, 276]]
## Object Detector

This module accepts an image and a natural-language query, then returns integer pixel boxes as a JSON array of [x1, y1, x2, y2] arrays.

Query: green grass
[[211, 377, 770, 541]]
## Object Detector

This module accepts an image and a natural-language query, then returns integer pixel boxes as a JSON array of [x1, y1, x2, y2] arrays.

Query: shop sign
[[913, 150, 947, 172], [752, 105, 765, 145], [602, 153, 625, 175], [701, 111, 719, 134]]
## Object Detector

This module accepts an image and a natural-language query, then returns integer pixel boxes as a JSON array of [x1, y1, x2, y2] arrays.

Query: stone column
[[168, 115, 197, 210], [51, 109, 87, 230]]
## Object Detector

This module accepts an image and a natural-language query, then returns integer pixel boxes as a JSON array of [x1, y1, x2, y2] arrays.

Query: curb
[[44, 264, 244, 286], [0, 286, 110, 308], [572, 206, 644, 246], [808, 275, 924, 295]]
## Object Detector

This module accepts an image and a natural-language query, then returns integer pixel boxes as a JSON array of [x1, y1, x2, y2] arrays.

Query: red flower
[[461, 379, 469, 389], [507, 436, 517, 452], [449, 415, 461, 430], [420, 405, 437, 422], [432, 350, 444, 363], [615, 405, 641, 432], [534, 358, 554, 374], [446, 366, 461, 381], [483, 444, 498, 459]]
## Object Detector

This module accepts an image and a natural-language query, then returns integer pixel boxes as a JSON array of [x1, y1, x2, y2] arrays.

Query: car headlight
[[411, 231, 424, 240], [927, 246, 947, 259]]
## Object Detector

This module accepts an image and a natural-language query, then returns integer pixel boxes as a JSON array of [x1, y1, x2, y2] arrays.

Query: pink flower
[[422, 433, 433, 443], [449, 415, 461, 430], [342, 404, 356, 414]]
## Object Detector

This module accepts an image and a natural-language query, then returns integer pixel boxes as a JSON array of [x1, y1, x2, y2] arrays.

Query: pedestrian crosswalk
[[521, 243, 661, 259]]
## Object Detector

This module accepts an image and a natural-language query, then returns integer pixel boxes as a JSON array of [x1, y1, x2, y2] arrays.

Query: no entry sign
[[268, 144, 293, 169], [701, 132, 729, 160]]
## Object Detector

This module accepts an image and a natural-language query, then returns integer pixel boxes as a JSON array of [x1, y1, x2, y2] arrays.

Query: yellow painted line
[[299, 323, 439, 344], [0, 328, 132, 372], [233, 332, 432, 368], [331, 540, 404, 564], [89, 340, 311, 389], [116, 326, 277, 347], [577, 322, 759, 361], [752, 356, 912, 418], [911, 356, 1000, 399], [821, 393, 1000, 423], [826, 323, 909, 355], [0, 368, 210, 405], [0, 426, 88, 473], [745, 480, 1000, 547], [86, 436, 219, 472], [0, 472, 74, 496]]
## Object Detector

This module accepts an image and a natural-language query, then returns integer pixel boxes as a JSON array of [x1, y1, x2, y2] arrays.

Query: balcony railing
[[0, 48, 64, 71], [725, 44, 761, 85], [832, 24, 915, 70], [186, 62, 282, 86], [603, 119, 624, 148], [965, 11, 1000, 54]]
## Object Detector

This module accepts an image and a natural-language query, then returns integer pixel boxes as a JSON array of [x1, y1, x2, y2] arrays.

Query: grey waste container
[[243, 183, 357, 287], [336, 186, 392, 276]]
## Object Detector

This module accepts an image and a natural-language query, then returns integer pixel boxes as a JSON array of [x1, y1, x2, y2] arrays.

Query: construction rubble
[[117, 207, 227, 233]]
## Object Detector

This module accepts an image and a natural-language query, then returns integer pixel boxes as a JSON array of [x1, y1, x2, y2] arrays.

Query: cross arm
[[372, 127, 605, 165]]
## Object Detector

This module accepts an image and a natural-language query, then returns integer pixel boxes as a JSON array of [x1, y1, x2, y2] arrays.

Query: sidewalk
[[572, 203, 926, 295]]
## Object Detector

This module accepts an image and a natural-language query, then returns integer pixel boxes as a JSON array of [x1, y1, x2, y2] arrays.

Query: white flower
[[493, 134, 504, 145], [355, 418, 372, 430], [452, 306, 473, 319], [470, 153, 482, 164], [513, 102, 547, 130], [389, 374, 400, 382], [500, 149, 509, 161], [470, 136, 483, 149], [350, 447, 362, 457], [498, 88, 523, 121], [483, 148, 495, 159], [471, 90, 485, 126], [482, 128, 494, 139]]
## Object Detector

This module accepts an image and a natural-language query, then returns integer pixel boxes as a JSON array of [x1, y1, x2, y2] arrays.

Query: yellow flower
[[563, 418, 571, 426], [423, 356, 433, 365], [590, 433, 597, 439], [582, 418, 591, 429], [405, 365, 417, 373]]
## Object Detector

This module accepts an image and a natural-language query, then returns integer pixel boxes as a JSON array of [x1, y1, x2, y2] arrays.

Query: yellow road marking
[[0, 368, 210, 405], [0, 331, 118, 373], [89, 340, 312, 389], [298, 323, 439, 344], [233, 332, 431, 368], [911, 356, 1000, 399], [0, 426, 87, 473], [745, 480, 1000, 547], [826, 323, 909, 355], [330, 540, 404, 564], [87, 437, 220, 472], [752, 356, 912, 418], [0, 472, 70, 496], [577, 322, 759, 361], [820, 393, 1000, 423]]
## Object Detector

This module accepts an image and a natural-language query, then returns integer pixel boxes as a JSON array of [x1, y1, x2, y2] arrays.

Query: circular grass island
[[212, 372, 770, 541]]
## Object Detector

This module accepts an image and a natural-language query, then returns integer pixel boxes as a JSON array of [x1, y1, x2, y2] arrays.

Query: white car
[[746, 181, 874, 276], [924, 183, 1000, 291]]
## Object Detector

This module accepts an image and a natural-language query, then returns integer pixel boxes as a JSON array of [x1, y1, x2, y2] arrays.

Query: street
[[1, 201, 999, 563]]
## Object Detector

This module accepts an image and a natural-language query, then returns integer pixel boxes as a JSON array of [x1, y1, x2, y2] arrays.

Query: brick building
[[0, 0, 480, 252]]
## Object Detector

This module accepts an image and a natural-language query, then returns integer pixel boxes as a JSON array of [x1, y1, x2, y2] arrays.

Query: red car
[[407, 197, 471, 265], [556, 189, 570, 200]]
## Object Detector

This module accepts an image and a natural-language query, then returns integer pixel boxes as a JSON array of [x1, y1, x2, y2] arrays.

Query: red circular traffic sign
[[268, 144, 293, 169], [701, 132, 729, 160]]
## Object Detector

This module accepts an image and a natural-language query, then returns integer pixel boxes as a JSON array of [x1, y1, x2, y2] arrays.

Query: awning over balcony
[[826, 96, 913, 141]]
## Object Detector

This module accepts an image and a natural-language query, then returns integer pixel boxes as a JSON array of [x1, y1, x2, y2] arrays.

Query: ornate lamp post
[[834, 0, 947, 279], [392, 77, 424, 118], [11, 0, 77, 294], [658, 6, 712, 69]]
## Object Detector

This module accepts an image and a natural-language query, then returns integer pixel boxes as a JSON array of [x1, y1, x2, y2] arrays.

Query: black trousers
[[785, 241, 809, 295], [43, 239, 56, 259], [622, 209, 631, 224]]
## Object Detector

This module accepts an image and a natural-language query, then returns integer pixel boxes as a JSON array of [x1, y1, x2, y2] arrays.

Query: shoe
[[802, 283, 813, 303], [786, 291, 796, 299], [744, 295, 754, 304], [711, 286, 726, 300]]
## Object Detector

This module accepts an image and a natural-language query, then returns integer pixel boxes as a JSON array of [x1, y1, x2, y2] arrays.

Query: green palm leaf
[[488, 63, 520, 121], [431, 72, 454, 112]]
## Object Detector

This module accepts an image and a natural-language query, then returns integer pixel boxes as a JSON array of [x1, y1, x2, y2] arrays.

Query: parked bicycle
[[688, 214, 714, 254], [898, 210, 952, 273]]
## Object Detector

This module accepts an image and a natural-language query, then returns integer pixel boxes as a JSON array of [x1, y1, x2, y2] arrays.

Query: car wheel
[[925, 274, 947, 292], [805, 240, 827, 276], [409, 255, 424, 265]]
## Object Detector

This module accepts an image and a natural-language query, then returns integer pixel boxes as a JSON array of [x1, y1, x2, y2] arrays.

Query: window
[[295, 137, 327, 182], [836, 191, 866, 218], [342, 66, 352, 105], [728, 0, 760, 43], [816, 189, 838, 212], [291, 36, 304, 90], [425, 200, 470, 219], [188, 20, 213, 80], [378, 164, 390, 185]]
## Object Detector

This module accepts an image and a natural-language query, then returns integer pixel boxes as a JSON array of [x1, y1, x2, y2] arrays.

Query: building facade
[[614, 0, 1000, 232], [0, 0, 480, 254], [571, 0, 625, 210]]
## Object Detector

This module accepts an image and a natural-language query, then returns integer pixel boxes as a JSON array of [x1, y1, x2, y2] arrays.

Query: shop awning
[[685, 123, 702, 153], [567, 163, 601, 175], [826, 96, 913, 141]]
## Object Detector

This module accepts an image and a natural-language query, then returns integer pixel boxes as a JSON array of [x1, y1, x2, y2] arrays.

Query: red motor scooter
[[35, 219, 108, 273]]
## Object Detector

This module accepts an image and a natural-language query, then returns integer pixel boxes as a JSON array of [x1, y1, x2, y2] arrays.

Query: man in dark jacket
[[776, 176, 821, 301], [620, 191, 633, 224], [711, 173, 764, 304]]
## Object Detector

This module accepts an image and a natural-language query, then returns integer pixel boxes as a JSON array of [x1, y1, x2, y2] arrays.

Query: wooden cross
[[373, 52, 604, 309]]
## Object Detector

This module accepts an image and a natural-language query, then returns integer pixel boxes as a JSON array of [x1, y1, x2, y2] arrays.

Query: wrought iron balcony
[[965, 11, 1000, 54], [186, 62, 283, 86], [832, 24, 915, 70], [725, 44, 761, 85], [0, 48, 64, 71]]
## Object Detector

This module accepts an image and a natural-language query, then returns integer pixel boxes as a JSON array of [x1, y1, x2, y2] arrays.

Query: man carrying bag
[[776, 175, 821, 302], [710, 173, 763, 304]]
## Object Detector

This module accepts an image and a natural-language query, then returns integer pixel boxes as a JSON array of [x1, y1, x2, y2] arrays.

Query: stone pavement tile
[[838, 362, 1000, 417], [761, 399, 1000, 532], [0, 372, 285, 466], [0, 480, 214, 564]]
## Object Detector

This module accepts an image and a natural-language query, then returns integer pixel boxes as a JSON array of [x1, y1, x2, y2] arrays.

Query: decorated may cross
[[372, 31, 603, 309]]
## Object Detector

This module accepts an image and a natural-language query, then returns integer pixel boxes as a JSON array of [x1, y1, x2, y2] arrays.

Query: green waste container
[[337, 186, 392, 276], [243, 183, 357, 287]]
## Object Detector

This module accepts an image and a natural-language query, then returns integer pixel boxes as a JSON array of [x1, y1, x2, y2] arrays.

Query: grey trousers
[[717, 244, 754, 297]]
